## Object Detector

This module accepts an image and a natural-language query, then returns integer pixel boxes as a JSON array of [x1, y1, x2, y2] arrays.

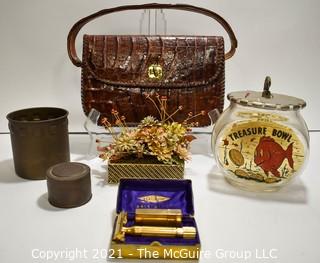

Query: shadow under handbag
[[67, 3, 237, 126]]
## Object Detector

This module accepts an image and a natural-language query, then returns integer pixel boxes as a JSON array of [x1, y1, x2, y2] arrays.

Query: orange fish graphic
[[254, 136, 294, 177]]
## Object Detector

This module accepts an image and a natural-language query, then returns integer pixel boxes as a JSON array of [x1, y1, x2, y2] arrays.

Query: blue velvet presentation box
[[109, 179, 201, 260]]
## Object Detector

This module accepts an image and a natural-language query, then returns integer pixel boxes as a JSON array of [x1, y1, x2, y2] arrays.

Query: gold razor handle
[[123, 226, 196, 239], [135, 209, 182, 226]]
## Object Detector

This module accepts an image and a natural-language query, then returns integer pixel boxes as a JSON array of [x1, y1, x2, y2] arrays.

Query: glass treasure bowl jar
[[210, 77, 309, 192]]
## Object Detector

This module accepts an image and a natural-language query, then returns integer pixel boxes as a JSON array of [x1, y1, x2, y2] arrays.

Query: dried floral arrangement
[[99, 94, 205, 165]]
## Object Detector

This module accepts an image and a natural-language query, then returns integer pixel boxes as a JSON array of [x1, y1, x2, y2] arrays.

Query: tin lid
[[227, 76, 306, 111], [47, 162, 90, 181]]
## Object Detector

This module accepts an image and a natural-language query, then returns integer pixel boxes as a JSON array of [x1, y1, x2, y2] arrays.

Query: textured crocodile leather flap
[[82, 35, 224, 88]]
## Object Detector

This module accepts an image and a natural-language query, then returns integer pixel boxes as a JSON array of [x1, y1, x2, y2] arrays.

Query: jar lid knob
[[262, 76, 272, 98]]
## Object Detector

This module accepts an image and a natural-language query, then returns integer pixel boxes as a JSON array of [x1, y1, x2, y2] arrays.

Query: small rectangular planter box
[[107, 159, 184, 184]]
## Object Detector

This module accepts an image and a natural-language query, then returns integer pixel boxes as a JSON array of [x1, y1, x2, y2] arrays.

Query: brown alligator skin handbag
[[67, 3, 237, 126]]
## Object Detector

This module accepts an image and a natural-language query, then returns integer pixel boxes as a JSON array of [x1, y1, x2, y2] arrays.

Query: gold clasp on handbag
[[148, 64, 163, 80]]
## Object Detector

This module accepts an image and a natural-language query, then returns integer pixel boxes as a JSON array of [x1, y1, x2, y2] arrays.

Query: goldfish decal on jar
[[217, 116, 305, 184]]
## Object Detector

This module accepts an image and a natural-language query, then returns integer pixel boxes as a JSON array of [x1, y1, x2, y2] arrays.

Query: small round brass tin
[[46, 162, 92, 208], [148, 64, 163, 80]]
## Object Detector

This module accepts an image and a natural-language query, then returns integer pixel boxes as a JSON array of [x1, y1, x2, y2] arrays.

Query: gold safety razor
[[112, 211, 196, 242]]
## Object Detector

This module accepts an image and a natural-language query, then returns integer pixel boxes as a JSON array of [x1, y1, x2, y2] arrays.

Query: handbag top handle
[[67, 3, 238, 67]]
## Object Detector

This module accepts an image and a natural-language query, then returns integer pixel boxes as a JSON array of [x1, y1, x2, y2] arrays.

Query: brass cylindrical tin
[[46, 162, 92, 208], [7, 107, 70, 180], [135, 209, 182, 226]]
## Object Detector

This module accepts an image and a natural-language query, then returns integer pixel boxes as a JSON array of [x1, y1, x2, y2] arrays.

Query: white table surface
[[0, 132, 320, 263]]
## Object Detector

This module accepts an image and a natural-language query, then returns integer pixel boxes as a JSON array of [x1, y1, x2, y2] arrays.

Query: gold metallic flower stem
[[146, 95, 163, 119], [163, 107, 182, 123], [183, 111, 206, 125]]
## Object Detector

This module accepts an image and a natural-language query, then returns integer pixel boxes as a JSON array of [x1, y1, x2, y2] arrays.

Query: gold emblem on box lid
[[139, 195, 170, 203]]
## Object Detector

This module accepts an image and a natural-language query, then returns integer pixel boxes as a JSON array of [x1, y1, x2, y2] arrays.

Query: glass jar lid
[[227, 76, 306, 111]]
